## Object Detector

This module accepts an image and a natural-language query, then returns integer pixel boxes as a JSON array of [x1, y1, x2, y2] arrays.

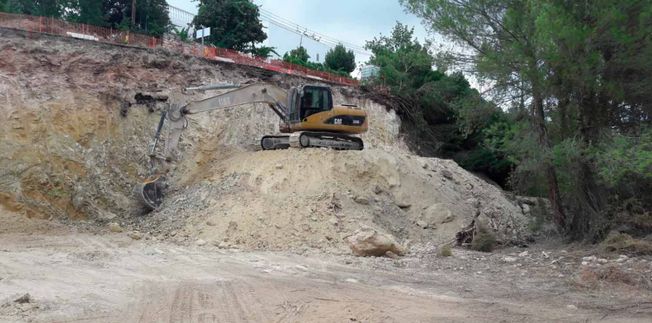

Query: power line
[[259, 10, 369, 53], [166, 4, 372, 57], [258, 8, 371, 56], [260, 15, 371, 57], [263, 10, 366, 50]]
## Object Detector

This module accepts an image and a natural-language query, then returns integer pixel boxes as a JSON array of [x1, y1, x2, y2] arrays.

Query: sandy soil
[[1, 210, 651, 323]]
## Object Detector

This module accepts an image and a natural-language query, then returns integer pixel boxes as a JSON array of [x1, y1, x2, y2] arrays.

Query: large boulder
[[346, 228, 406, 257]]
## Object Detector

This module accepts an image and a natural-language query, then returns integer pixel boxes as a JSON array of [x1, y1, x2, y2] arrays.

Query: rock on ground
[[346, 228, 406, 257]]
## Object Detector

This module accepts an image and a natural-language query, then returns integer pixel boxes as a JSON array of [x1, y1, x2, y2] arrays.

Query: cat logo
[[334, 118, 343, 125]]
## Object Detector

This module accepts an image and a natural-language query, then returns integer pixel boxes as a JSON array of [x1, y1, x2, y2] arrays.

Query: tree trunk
[[558, 96, 570, 140], [568, 92, 607, 239], [131, 0, 137, 26], [568, 159, 605, 239], [532, 89, 567, 230]]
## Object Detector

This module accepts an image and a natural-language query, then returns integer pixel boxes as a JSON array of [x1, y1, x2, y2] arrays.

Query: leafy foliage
[[593, 128, 652, 187], [324, 44, 356, 74], [365, 22, 513, 186], [133, 0, 171, 37], [193, 0, 266, 52], [401, 0, 652, 239], [3, 0, 171, 37], [471, 225, 497, 252], [249, 45, 279, 59], [438, 244, 453, 257], [282, 46, 350, 77], [174, 26, 192, 43], [283, 46, 310, 64], [5, 0, 64, 17], [102, 0, 171, 37], [64, 0, 106, 26], [366, 22, 433, 93]]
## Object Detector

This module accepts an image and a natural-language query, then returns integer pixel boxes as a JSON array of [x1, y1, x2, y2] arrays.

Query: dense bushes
[[364, 23, 514, 186]]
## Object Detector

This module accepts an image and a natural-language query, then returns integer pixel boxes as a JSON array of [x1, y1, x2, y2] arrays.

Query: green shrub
[[174, 27, 191, 43], [438, 244, 453, 257], [602, 232, 652, 255], [593, 128, 652, 187], [471, 225, 496, 252]]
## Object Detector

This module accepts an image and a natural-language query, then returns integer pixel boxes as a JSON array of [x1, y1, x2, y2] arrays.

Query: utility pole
[[131, 0, 137, 26]]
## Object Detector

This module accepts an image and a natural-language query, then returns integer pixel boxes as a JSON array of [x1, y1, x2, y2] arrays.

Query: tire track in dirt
[[2, 232, 650, 323], [131, 279, 270, 323]]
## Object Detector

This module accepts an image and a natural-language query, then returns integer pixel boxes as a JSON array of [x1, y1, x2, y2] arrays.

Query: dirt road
[[1, 222, 650, 323]]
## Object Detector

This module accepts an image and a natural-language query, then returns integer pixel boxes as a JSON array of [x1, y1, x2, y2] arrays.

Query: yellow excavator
[[135, 82, 368, 210]]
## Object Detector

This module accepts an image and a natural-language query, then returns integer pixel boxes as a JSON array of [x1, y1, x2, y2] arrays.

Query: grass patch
[[438, 244, 453, 257], [46, 187, 67, 199], [602, 232, 652, 255], [527, 213, 545, 233], [573, 265, 652, 290], [471, 225, 496, 252]]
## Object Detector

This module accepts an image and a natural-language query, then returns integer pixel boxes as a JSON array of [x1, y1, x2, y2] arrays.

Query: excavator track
[[289, 132, 364, 150]]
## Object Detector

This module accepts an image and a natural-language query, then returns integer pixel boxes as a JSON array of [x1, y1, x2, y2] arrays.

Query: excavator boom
[[152, 83, 291, 159], [182, 83, 289, 118]]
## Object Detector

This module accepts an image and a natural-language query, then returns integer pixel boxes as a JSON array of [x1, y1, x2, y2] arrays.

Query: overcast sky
[[166, 0, 430, 76]]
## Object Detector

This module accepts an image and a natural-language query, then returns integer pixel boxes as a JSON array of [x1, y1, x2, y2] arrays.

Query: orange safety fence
[[0, 12, 359, 87], [0, 12, 160, 48]]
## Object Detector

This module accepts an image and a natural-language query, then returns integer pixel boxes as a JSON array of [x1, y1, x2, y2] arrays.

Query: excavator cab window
[[300, 86, 333, 120], [288, 88, 300, 122]]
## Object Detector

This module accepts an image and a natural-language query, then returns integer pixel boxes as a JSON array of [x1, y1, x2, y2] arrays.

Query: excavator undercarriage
[[260, 132, 364, 150]]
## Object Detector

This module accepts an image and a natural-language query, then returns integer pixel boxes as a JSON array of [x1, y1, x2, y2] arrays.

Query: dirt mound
[[0, 28, 532, 254], [136, 147, 530, 253]]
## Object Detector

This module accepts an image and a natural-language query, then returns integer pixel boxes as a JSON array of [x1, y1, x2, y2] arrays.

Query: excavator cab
[[283, 85, 366, 134], [287, 85, 333, 123]]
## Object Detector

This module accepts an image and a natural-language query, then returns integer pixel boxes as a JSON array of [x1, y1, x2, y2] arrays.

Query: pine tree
[[324, 44, 356, 74], [283, 46, 310, 64]]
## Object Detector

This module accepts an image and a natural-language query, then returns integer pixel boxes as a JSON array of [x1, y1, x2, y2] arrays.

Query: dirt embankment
[[0, 27, 534, 253]]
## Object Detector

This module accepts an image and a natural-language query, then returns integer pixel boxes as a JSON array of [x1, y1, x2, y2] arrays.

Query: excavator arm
[[182, 83, 289, 118], [150, 83, 290, 160]]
